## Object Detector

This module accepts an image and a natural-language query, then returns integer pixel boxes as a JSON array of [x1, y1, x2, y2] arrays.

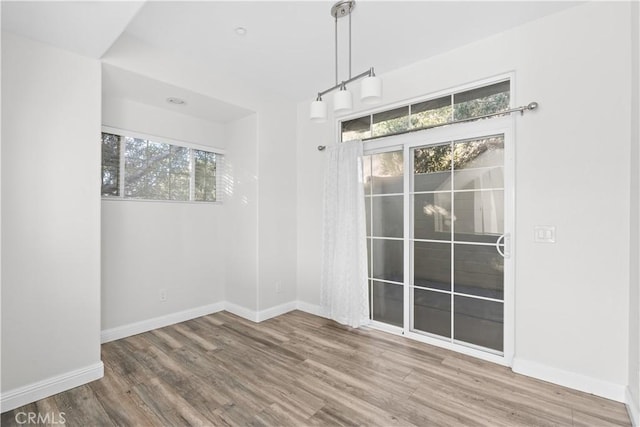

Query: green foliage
[[454, 93, 509, 121], [414, 145, 451, 174]]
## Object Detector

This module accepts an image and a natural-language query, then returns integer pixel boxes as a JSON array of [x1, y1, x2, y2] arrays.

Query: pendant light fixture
[[309, 0, 382, 122]]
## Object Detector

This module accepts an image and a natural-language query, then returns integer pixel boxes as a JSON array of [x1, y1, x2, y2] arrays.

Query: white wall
[[629, 1, 640, 422], [102, 36, 299, 317], [101, 97, 226, 331], [257, 105, 298, 312], [103, 34, 297, 320], [296, 2, 632, 400], [224, 114, 259, 311], [103, 96, 225, 147], [1, 32, 102, 399]]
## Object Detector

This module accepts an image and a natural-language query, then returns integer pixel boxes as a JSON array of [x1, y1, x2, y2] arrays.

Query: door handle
[[496, 233, 510, 259]]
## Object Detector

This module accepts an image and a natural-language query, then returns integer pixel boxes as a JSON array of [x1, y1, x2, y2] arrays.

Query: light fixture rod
[[349, 8, 352, 79], [335, 14, 338, 86], [317, 67, 374, 98]]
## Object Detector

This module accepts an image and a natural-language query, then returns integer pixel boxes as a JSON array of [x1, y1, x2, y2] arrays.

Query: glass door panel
[[414, 289, 451, 337], [371, 281, 403, 327], [413, 192, 452, 240], [413, 241, 451, 291], [372, 196, 403, 238], [410, 134, 505, 354], [453, 190, 504, 243], [454, 295, 503, 351], [371, 239, 403, 282], [453, 244, 503, 299], [364, 150, 404, 328]]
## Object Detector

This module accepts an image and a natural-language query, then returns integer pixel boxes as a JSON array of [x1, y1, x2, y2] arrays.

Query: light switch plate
[[534, 226, 556, 243]]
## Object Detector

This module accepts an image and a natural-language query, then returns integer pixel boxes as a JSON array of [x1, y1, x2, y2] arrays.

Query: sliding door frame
[[363, 115, 515, 367]]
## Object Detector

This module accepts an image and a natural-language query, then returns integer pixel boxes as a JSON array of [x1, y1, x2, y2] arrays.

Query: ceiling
[[123, 1, 581, 102], [2, 1, 582, 120], [1, 1, 144, 58], [102, 64, 254, 122]]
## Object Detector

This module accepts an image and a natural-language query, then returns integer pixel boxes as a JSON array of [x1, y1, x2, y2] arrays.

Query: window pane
[[372, 195, 403, 238], [170, 174, 190, 201], [454, 295, 503, 351], [371, 151, 403, 194], [169, 146, 190, 201], [371, 239, 403, 283], [453, 244, 503, 299], [342, 80, 509, 142], [101, 133, 121, 196], [414, 144, 451, 192], [342, 115, 371, 142], [414, 241, 451, 291], [372, 106, 410, 138], [453, 190, 504, 243], [453, 81, 510, 121], [371, 280, 403, 327], [124, 138, 171, 200], [411, 96, 452, 129], [125, 137, 146, 162], [194, 150, 217, 202], [365, 196, 371, 236], [146, 142, 171, 200], [414, 193, 452, 240], [362, 155, 372, 195], [367, 239, 372, 277], [101, 166, 119, 196], [106, 133, 221, 203], [170, 146, 190, 174], [414, 288, 450, 338], [454, 136, 504, 191], [124, 138, 147, 197]]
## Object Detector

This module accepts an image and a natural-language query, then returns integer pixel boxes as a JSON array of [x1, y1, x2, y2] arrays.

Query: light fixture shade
[[310, 99, 327, 123], [334, 88, 353, 113], [361, 75, 382, 104]]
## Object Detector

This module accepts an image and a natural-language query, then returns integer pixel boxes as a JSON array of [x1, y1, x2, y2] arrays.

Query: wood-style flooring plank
[[1, 310, 630, 426]]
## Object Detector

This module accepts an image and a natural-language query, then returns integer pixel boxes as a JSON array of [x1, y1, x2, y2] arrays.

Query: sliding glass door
[[364, 150, 404, 326], [363, 119, 513, 363]]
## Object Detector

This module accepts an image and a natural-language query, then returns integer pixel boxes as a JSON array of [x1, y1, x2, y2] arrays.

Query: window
[[101, 132, 222, 202], [341, 79, 510, 142]]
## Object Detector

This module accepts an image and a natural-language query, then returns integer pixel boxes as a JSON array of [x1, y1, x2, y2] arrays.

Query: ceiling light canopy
[[166, 97, 186, 105], [310, 0, 382, 123]]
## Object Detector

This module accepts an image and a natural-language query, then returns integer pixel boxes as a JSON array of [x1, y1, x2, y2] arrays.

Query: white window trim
[[101, 126, 224, 204], [335, 72, 515, 143], [101, 125, 225, 155]]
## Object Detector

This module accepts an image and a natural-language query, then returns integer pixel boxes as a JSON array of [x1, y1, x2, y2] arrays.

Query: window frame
[[101, 126, 225, 204], [338, 73, 514, 143], [345, 74, 516, 366]]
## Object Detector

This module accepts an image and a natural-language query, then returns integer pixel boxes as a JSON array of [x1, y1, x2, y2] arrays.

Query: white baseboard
[[225, 300, 311, 323], [101, 301, 301, 342], [224, 302, 259, 322], [101, 301, 320, 344], [0, 362, 104, 413], [101, 302, 225, 343], [627, 387, 640, 427], [296, 301, 322, 317], [257, 301, 298, 322], [512, 358, 626, 403]]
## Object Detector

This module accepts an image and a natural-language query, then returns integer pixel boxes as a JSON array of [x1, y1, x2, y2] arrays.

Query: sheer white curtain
[[320, 141, 369, 328]]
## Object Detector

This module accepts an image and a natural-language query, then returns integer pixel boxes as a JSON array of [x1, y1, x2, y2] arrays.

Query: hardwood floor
[[1, 310, 631, 426]]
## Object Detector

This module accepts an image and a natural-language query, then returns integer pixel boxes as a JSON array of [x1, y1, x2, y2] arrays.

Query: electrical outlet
[[159, 289, 167, 302], [276, 281, 283, 294], [534, 225, 556, 243]]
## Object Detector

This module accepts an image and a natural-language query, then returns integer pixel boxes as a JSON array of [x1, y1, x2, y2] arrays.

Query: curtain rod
[[317, 101, 538, 151]]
